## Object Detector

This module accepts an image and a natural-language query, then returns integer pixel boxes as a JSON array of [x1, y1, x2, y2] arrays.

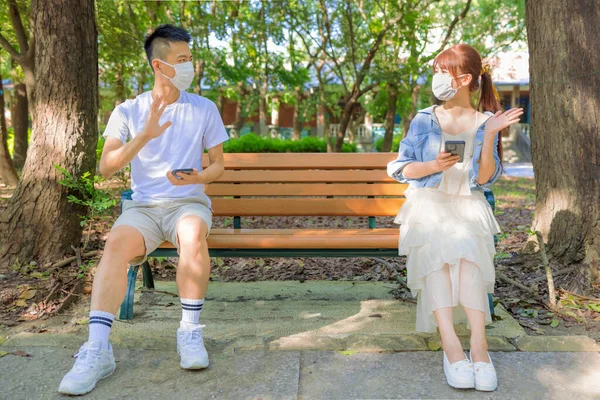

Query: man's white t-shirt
[[103, 90, 229, 203]]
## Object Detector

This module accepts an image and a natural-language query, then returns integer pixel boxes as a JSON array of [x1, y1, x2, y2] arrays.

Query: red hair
[[433, 44, 503, 159]]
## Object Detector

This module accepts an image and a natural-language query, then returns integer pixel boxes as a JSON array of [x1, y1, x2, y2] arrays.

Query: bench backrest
[[203, 153, 406, 218]]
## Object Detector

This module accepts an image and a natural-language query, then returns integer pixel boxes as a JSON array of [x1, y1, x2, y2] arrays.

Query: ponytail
[[479, 66, 504, 161]]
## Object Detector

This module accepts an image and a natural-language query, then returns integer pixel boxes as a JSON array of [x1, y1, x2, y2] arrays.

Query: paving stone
[[346, 334, 428, 352], [515, 335, 600, 352]]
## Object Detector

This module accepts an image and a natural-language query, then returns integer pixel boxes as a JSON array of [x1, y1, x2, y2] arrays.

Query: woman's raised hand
[[485, 108, 524, 136]]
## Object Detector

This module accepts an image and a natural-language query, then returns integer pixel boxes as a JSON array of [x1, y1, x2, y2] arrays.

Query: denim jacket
[[387, 105, 502, 190]]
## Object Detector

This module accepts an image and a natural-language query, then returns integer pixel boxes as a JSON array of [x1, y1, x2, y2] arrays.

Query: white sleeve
[[202, 101, 229, 150], [103, 106, 130, 144]]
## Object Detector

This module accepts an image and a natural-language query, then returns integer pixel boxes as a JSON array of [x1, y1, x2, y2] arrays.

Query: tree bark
[[114, 63, 125, 105], [292, 86, 303, 141], [402, 84, 421, 139], [194, 59, 204, 95], [233, 82, 246, 134], [11, 82, 29, 169], [0, 72, 19, 186], [258, 79, 268, 136], [382, 82, 398, 152], [526, 0, 600, 291], [0, 0, 98, 269]]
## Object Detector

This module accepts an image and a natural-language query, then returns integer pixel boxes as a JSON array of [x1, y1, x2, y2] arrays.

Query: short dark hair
[[144, 24, 192, 70]]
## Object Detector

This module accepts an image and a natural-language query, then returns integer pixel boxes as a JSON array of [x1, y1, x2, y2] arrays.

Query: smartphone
[[172, 168, 194, 179], [444, 140, 466, 163]]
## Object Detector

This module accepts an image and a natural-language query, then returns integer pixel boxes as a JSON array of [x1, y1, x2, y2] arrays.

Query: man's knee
[[104, 226, 145, 260], [177, 216, 208, 256]]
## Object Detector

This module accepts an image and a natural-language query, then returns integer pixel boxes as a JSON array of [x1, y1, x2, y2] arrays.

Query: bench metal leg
[[141, 261, 154, 289], [119, 265, 139, 320]]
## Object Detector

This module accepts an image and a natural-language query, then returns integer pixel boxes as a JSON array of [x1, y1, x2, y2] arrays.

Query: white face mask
[[158, 60, 194, 91], [432, 73, 462, 101]]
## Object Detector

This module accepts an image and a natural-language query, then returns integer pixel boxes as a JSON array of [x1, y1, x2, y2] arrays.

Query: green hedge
[[374, 135, 402, 152], [223, 133, 357, 153], [94, 133, 358, 160]]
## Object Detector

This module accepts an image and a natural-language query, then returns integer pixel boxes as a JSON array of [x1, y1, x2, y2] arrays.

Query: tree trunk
[[137, 71, 146, 95], [114, 63, 125, 106], [292, 86, 303, 141], [402, 84, 421, 139], [382, 83, 398, 152], [0, 72, 19, 186], [194, 59, 204, 95], [0, 0, 98, 269], [526, 0, 600, 291], [233, 83, 246, 134], [334, 92, 358, 152], [258, 80, 268, 136], [12, 82, 29, 169]]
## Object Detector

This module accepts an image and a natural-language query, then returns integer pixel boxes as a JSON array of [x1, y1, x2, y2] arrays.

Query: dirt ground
[[1, 176, 599, 340]]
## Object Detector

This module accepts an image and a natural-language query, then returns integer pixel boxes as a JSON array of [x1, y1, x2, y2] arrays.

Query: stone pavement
[[1, 281, 599, 399], [502, 162, 534, 178]]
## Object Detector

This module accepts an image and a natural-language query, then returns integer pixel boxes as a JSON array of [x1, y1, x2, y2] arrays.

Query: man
[[58, 24, 228, 395]]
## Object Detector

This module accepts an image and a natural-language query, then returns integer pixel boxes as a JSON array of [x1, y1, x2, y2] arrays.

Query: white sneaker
[[443, 352, 475, 389], [177, 324, 209, 369], [58, 340, 116, 395], [470, 351, 498, 391]]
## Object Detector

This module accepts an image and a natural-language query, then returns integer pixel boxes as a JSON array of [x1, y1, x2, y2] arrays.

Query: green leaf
[[338, 350, 358, 356], [0, 351, 8, 358], [550, 318, 560, 328]]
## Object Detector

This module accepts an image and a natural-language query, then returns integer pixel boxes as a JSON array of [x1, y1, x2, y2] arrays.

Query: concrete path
[[1, 282, 598, 399], [0, 347, 598, 400], [503, 162, 534, 178]]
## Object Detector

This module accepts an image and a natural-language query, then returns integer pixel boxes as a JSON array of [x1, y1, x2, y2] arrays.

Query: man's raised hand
[[141, 95, 172, 139]]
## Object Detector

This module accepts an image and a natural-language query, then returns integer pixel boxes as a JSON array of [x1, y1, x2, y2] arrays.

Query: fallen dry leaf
[[14, 300, 27, 307], [12, 350, 31, 357], [19, 289, 37, 300]]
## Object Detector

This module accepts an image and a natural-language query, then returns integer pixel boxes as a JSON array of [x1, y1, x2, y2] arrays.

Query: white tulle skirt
[[395, 187, 501, 333]]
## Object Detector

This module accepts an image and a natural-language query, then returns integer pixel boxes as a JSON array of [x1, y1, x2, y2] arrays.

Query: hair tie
[[481, 64, 491, 76]]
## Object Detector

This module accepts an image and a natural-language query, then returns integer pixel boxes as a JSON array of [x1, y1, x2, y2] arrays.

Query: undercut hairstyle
[[144, 24, 192, 70]]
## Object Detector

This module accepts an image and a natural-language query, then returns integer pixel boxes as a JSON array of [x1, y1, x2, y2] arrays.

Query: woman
[[387, 44, 523, 391]]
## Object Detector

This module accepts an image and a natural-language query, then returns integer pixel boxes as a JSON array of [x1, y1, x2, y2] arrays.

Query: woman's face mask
[[158, 59, 194, 91], [432, 72, 466, 101]]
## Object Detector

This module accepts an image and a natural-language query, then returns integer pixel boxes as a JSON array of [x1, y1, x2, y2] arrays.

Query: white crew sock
[[180, 298, 204, 329], [88, 310, 114, 350]]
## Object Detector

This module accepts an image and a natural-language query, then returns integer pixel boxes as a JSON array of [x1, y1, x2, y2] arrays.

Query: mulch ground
[[1, 177, 599, 339]]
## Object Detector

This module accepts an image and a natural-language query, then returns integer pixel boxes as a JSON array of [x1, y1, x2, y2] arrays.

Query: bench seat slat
[[217, 170, 394, 183], [203, 153, 398, 170], [211, 198, 404, 216], [205, 183, 408, 196], [156, 228, 399, 249]]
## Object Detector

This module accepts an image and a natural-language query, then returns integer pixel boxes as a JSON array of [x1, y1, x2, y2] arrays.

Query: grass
[[493, 176, 536, 202]]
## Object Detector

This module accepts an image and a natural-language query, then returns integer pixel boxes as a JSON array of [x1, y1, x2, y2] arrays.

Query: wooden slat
[[216, 170, 395, 183], [211, 198, 404, 216], [205, 183, 407, 197], [203, 153, 398, 170], [157, 228, 399, 249]]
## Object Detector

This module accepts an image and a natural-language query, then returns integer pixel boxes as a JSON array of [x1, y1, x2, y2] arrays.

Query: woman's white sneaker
[[177, 324, 209, 369], [470, 351, 498, 391], [443, 352, 475, 389], [58, 340, 116, 395]]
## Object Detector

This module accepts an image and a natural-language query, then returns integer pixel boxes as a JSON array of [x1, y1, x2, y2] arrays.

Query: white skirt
[[395, 186, 501, 333]]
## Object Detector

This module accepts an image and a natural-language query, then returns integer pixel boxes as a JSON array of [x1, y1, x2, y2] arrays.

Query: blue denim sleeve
[[479, 132, 502, 189], [387, 120, 418, 183]]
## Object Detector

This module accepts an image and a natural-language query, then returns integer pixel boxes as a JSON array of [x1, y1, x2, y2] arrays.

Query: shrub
[[223, 133, 357, 153], [374, 135, 402, 152]]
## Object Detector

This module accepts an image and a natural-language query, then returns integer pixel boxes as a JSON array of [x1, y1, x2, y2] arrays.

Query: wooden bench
[[118, 153, 496, 319]]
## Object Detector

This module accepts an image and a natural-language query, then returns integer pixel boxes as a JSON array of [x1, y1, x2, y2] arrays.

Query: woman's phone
[[172, 168, 194, 179], [444, 141, 466, 163]]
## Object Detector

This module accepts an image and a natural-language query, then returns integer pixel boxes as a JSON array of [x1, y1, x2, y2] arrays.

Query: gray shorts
[[113, 196, 213, 266]]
